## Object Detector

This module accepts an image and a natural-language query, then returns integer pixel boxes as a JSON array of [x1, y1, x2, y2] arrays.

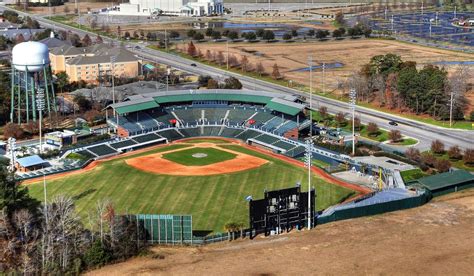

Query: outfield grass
[[27, 141, 356, 233], [162, 147, 236, 166]]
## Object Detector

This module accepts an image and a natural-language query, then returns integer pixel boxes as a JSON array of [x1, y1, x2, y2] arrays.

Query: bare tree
[[430, 139, 445, 154], [255, 62, 265, 76], [240, 55, 249, 72], [388, 129, 402, 142]]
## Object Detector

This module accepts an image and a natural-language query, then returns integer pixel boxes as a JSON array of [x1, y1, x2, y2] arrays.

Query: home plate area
[[125, 142, 269, 176]]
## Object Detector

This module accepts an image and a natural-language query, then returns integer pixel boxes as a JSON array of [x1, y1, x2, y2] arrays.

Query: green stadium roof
[[110, 98, 160, 115], [265, 98, 305, 116], [152, 93, 272, 105], [416, 170, 474, 191]]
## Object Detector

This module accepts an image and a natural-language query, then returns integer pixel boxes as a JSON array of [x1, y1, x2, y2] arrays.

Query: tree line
[[0, 164, 147, 274], [347, 54, 471, 121]]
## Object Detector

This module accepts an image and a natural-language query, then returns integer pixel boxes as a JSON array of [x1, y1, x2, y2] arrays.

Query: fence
[[317, 192, 431, 225]]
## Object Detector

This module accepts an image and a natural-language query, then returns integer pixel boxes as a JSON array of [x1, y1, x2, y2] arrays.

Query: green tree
[[83, 240, 112, 269], [0, 166, 40, 216], [56, 71, 69, 93], [262, 30, 275, 42], [211, 30, 222, 40], [228, 31, 239, 40], [256, 28, 265, 38], [282, 32, 293, 41], [223, 77, 243, 89], [245, 32, 257, 41]]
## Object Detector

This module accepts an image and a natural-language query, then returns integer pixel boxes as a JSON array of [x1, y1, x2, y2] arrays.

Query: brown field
[[24, 2, 111, 15], [188, 39, 474, 94], [88, 188, 474, 275]]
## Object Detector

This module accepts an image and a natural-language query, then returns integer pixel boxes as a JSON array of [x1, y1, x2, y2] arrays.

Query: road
[[2, 5, 472, 151]]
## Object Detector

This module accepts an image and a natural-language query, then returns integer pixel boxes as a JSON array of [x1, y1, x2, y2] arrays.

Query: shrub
[[430, 139, 445, 154], [405, 147, 421, 162], [83, 240, 112, 269], [463, 149, 474, 165], [447, 146, 462, 160], [388, 129, 402, 142], [435, 159, 451, 173], [470, 111, 474, 121], [420, 153, 437, 167], [366, 122, 380, 136]]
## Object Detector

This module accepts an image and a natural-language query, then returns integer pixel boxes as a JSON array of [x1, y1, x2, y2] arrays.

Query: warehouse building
[[112, 0, 224, 16]]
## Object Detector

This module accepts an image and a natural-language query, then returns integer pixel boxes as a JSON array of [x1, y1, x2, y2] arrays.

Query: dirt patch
[[87, 189, 474, 275], [125, 143, 269, 176], [189, 39, 473, 96]]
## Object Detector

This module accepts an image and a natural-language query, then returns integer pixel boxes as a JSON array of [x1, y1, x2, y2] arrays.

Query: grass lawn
[[431, 152, 474, 172], [400, 168, 429, 182], [162, 147, 236, 166], [388, 138, 418, 146], [26, 141, 356, 233]]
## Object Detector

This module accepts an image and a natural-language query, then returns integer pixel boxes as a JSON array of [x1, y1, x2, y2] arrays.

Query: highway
[[2, 5, 473, 151]]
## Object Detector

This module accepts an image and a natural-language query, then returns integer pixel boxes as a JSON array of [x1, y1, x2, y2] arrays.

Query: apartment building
[[49, 44, 140, 83]]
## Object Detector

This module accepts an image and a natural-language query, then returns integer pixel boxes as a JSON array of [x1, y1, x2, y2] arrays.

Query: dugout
[[410, 170, 474, 197]]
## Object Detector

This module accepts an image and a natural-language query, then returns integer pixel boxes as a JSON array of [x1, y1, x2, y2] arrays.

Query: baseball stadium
[[24, 89, 372, 234]]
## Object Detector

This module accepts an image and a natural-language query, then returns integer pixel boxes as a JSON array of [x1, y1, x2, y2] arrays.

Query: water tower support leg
[[25, 68, 29, 123], [17, 74, 21, 124], [43, 66, 51, 113], [31, 76, 37, 122], [48, 66, 57, 113], [10, 67, 15, 123]]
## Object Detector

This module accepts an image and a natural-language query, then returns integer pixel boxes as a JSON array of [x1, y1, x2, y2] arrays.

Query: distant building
[[112, 0, 224, 16], [49, 44, 141, 83]]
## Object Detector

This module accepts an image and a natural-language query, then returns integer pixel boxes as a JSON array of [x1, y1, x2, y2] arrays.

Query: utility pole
[[429, 20, 432, 37], [110, 56, 116, 105], [165, 28, 168, 51], [322, 62, 325, 94], [226, 39, 229, 70], [421, 1, 424, 16], [349, 88, 357, 156], [166, 66, 171, 92], [454, 5, 457, 19], [8, 138, 16, 172], [449, 90, 454, 127], [391, 14, 394, 32]]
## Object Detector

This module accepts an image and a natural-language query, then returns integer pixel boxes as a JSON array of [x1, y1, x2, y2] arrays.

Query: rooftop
[[415, 170, 474, 191], [16, 155, 47, 168]]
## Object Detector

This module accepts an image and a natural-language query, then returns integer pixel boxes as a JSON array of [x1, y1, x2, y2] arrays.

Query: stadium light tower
[[304, 138, 314, 230], [308, 55, 313, 137], [349, 88, 357, 156], [7, 137, 16, 172], [36, 88, 45, 154]]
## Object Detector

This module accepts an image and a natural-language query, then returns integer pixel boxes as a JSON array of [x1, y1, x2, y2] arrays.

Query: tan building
[[49, 44, 141, 83]]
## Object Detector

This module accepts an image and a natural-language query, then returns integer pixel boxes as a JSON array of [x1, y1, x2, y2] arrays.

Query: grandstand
[[103, 90, 321, 158]]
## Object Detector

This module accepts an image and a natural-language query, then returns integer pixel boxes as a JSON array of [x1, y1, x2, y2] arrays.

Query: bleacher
[[136, 111, 160, 130], [262, 116, 285, 131], [227, 109, 255, 124], [275, 120, 298, 134], [236, 129, 262, 141], [251, 111, 275, 126], [132, 133, 162, 144], [204, 108, 228, 123], [109, 139, 138, 149], [157, 129, 183, 141], [149, 109, 175, 125], [202, 126, 221, 136], [273, 140, 297, 151], [220, 128, 245, 138], [253, 134, 281, 145], [286, 146, 306, 157], [75, 149, 96, 159], [87, 144, 118, 157], [180, 128, 200, 137]]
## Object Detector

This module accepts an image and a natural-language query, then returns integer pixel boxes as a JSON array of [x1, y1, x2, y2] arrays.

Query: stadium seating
[[253, 134, 281, 145], [220, 128, 245, 138], [157, 129, 183, 141], [87, 145, 118, 157], [75, 149, 96, 159], [236, 129, 262, 141], [132, 133, 162, 144], [109, 139, 138, 149]]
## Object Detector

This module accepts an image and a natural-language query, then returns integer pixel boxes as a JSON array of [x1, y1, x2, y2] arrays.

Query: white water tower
[[11, 41, 56, 124]]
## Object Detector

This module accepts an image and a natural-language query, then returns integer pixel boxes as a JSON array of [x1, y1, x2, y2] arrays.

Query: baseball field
[[26, 139, 357, 233]]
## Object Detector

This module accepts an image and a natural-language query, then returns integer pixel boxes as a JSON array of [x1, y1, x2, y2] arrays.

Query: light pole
[[226, 39, 229, 70], [110, 56, 116, 105], [322, 62, 325, 94], [304, 139, 313, 230], [7, 137, 16, 172], [449, 90, 454, 127], [36, 88, 45, 154], [308, 55, 313, 137], [349, 88, 357, 156], [166, 66, 171, 92]]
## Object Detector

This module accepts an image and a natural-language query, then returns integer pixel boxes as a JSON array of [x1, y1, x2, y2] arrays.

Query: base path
[[125, 142, 269, 176]]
